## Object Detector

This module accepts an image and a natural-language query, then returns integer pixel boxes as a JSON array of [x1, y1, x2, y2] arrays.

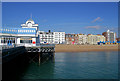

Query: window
[[20, 40, 32, 43], [1, 38, 5, 43]]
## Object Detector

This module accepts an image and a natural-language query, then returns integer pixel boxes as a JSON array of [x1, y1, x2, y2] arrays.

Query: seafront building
[[53, 32, 65, 44], [0, 18, 65, 46], [0, 18, 118, 46], [65, 34, 74, 44], [65, 34, 79, 44], [87, 34, 105, 45], [39, 30, 54, 44], [87, 34, 98, 45], [78, 34, 88, 44], [39, 30, 65, 44], [65, 34, 105, 45], [102, 30, 116, 43]]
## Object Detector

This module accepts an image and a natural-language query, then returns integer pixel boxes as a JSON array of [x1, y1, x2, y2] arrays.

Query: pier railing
[[1, 45, 15, 50]]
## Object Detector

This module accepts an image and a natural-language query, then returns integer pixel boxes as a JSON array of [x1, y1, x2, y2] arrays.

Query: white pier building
[[0, 18, 39, 47]]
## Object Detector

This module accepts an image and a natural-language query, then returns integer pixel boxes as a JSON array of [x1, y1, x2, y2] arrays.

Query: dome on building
[[27, 18, 34, 21], [26, 18, 35, 24]]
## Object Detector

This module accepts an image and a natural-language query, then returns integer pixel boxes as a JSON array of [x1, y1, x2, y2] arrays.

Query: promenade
[[55, 45, 119, 52]]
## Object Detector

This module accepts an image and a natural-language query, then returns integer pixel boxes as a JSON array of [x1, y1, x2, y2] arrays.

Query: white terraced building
[[53, 32, 65, 44], [39, 30, 54, 44], [87, 34, 105, 45], [39, 31, 65, 44], [78, 34, 88, 44]]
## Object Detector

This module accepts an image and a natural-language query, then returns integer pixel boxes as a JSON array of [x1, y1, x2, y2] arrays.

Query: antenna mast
[[31, 13, 32, 19]]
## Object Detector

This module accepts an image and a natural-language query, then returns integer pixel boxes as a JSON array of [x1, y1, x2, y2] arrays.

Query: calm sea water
[[21, 51, 118, 79]]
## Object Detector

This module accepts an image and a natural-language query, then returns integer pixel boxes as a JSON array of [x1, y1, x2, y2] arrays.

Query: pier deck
[[1, 44, 55, 63]]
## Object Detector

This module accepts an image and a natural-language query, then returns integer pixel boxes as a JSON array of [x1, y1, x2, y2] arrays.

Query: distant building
[[102, 30, 116, 42], [65, 34, 79, 44], [87, 34, 105, 45], [39, 31, 65, 44], [116, 37, 120, 42], [74, 34, 79, 44], [39, 30, 54, 44], [78, 34, 88, 44], [97, 35, 105, 42], [65, 34, 74, 44], [53, 32, 65, 44]]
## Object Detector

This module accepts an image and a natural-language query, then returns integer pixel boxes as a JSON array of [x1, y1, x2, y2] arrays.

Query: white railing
[[1, 45, 15, 49], [0, 43, 55, 50]]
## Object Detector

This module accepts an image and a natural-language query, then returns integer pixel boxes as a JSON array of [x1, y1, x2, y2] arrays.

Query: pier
[[2, 44, 55, 81], [2, 44, 55, 64]]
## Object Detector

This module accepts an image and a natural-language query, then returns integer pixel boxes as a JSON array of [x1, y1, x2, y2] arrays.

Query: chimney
[[48, 30, 51, 33]]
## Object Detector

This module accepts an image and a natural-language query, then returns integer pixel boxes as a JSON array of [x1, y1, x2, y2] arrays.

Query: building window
[[20, 40, 32, 43]]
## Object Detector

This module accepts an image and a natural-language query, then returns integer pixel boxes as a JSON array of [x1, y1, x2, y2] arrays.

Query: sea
[[20, 51, 118, 79]]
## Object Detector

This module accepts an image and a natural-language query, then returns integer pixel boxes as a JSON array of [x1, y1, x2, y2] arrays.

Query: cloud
[[92, 17, 103, 23], [85, 25, 100, 29]]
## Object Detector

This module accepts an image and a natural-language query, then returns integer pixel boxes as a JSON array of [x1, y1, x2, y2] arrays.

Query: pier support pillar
[[39, 53, 40, 65]]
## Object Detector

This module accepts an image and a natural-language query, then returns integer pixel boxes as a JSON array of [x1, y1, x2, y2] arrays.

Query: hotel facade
[[102, 30, 116, 43], [39, 30, 65, 44], [65, 34, 105, 45], [87, 34, 105, 45]]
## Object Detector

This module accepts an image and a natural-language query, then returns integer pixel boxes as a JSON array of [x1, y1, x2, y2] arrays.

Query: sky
[[1, 0, 120, 2], [2, 2, 118, 35]]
